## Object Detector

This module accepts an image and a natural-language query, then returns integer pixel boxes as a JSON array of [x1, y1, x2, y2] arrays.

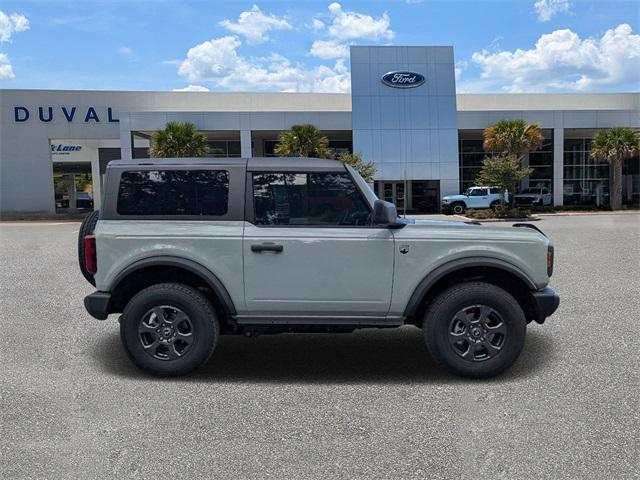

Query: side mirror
[[373, 200, 405, 229]]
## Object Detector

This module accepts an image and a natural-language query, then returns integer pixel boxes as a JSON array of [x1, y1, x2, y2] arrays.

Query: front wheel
[[451, 202, 466, 215], [423, 282, 526, 378], [120, 283, 219, 376]]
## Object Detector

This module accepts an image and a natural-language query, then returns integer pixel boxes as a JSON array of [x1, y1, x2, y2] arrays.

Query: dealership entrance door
[[53, 162, 93, 213], [374, 180, 440, 214]]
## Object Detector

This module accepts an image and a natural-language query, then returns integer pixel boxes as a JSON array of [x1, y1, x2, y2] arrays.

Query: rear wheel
[[423, 282, 526, 378], [120, 283, 219, 376], [78, 209, 100, 286], [451, 202, 466, 215]]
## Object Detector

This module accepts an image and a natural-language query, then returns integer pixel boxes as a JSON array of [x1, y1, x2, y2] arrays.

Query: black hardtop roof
[[107, 157, 347, 172]]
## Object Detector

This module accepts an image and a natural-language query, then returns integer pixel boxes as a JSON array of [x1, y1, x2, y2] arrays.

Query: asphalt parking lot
[[1, 214, 638, 479]]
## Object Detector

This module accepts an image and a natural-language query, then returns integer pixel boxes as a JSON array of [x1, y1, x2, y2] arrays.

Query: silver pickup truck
[[80, 157, 559, 378]]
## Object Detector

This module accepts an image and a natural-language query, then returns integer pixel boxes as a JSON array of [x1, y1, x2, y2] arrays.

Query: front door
[[243, 171, 395, 319], [466, 188, 489, 208]]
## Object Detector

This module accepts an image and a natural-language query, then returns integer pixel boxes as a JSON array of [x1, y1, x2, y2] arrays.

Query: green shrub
[[465, 208, 531, 219]]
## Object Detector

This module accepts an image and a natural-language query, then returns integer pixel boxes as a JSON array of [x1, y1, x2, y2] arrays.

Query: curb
[[454, 215, 540, 223], [535, 211, 640, 217]]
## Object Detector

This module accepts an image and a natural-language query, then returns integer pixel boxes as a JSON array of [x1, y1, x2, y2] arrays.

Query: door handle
[[251, 243, 284, 253]]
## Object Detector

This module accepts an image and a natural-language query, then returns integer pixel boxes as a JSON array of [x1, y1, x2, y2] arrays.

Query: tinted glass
[[468, 188, 486, 196], [253, 172, 370, 226], [118, 170, 229, 216]]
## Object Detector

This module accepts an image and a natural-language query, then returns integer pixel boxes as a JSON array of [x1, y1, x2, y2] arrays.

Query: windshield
[[520, 188, 539, 194]]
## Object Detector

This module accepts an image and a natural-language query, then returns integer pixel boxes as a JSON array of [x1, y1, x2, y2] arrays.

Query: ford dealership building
[[1, 46, 638, 214]]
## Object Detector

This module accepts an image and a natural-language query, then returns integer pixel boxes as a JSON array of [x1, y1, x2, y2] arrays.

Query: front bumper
[[84, 291, 111, 320], [530, 287, 560, 324]]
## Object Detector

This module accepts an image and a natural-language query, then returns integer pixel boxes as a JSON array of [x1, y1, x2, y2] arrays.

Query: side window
[[489, 188, 500, 194], [469, 188, 485, 196], [117, 170, 229, 216], [252, 172, 370, 226]]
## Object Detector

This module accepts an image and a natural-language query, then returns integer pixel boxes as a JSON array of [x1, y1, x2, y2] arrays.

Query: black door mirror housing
[[372, 200, 406, 229]]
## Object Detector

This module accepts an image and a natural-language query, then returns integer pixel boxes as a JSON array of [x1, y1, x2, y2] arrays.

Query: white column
[[553, 127, 564, 206], [240, 130, 252, 158], [91, 151, 102, 210], [119, 115, 133, 161]]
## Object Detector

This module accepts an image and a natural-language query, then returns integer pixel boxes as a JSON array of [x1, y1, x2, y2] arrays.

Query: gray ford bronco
[[81, 157, 559, 378]]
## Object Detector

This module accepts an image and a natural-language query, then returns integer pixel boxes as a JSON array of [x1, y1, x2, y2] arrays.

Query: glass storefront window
[[207, 140, 241, 157], [563, 137, 610, 206], [458, 135, 554, 195]]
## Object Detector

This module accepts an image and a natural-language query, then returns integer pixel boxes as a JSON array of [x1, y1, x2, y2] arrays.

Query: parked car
[[441, 187, 508, 214], [80, 157, 558, 379], [515, 187, 552, 206]]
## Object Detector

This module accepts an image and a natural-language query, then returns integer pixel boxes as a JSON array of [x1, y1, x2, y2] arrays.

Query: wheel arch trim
[[110, 256, 237, 316], [403, 256, 537, 318]]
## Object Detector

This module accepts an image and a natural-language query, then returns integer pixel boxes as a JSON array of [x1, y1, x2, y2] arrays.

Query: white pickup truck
[[441, 187, 508, 214]]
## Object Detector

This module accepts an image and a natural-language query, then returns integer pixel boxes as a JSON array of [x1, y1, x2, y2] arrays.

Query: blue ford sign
[[381, 71, 425, 88]]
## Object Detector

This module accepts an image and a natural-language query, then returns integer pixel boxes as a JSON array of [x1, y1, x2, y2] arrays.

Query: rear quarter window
[[117, 170, 229, 216]]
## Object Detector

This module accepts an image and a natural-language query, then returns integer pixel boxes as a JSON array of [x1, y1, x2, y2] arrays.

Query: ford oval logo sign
[[381, 71, 425, 88]]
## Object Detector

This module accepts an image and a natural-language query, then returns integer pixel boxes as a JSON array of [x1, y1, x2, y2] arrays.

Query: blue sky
[[1, 0, 638, 93]]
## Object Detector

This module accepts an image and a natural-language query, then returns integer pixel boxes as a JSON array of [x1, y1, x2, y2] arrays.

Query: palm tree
[[590, 127, 640, 210], [149, 122, 208, 158], [274, 124, 333, 158], [483, 119, 544, 159], [482, 119, 544, 207]]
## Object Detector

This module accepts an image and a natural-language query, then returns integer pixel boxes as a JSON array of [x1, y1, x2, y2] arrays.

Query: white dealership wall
[[1, 44, 638, 214]]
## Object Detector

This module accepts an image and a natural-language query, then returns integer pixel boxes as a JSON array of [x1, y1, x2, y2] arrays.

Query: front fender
[[402, 256, 537, 317]]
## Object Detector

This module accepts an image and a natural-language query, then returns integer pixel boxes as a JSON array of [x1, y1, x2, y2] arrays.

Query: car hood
[[442, 194, 466, 201], [399, 217, 547, 240], [515, 193, 540, 198]]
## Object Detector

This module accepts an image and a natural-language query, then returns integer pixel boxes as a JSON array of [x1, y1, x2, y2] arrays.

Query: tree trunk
[[611, 159, 623, 210]]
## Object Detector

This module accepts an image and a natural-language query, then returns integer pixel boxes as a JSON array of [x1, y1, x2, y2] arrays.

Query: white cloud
[[311, 18, 325, 31], [310, 39, 349, 59], [118, 46, 133, 55], [323, 2, 393, 41], [178, 36, 243, 82], [0, 11, 29, 42], [177, 35, 350, 93], [173, 85, 210, 92], [471, 24, 640, 92], [219, 5, 291, 45], [0, 52, 14, 79], [533, 0, 570, 22]]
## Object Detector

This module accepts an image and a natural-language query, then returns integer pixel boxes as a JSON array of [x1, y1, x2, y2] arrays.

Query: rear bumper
[[530, 287, 559, 324], [84, 291, 111, 320]]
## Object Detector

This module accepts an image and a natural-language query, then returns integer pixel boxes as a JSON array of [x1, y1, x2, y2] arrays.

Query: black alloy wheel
[[138, 305, 195, 361], [448, 305, 507, 362]]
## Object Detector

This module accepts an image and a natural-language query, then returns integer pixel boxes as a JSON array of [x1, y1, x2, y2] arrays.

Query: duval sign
[[14, 106, 119, 123], [381, 71, 425, 88]]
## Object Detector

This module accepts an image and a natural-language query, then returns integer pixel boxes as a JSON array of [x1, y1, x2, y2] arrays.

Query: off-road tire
[[451, 202, 466, 215], [120, 283, 219, 376], [423, 282, 526, 378], [78, 209, 100, 286]]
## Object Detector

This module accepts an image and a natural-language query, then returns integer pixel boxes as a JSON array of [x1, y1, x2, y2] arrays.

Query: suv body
[[515, 187, 553, 206], [83, 157, 558, 378], [441, 187, 507, 214]]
